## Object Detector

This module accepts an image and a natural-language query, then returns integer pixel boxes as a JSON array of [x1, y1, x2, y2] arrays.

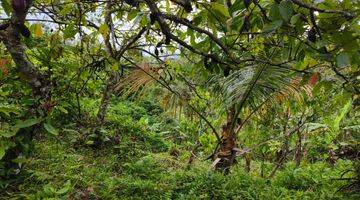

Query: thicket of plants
[[0, 0, 359, 199]]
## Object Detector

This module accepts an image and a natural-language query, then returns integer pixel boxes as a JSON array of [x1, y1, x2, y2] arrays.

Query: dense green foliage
[[1, 100, 358, 199], [0, 0, 359, 199]]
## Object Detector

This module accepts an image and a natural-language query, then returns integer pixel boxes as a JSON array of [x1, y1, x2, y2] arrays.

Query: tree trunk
[[276, 109, 291, 167], [294, 130, 302, 166], [215, 107, 238, 172], [0, 0, 50, 177], [96, 72, 118, 125]]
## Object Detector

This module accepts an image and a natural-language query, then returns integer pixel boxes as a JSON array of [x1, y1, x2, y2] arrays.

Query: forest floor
[[1, 100, 358, 199], [2, 136, 357, 199]]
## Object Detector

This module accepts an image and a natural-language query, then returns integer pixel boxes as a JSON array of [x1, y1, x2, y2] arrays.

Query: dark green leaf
[[336, 53, 350, 67], [210, 2, 230, 18], [279, 0, 293, 21], [13, 118, 44, 129], [262, 20, 283, 33]]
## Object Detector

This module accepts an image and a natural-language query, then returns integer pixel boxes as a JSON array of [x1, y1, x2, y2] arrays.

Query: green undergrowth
[[1, 99, 358, 199], [1, 136, 357, 199]]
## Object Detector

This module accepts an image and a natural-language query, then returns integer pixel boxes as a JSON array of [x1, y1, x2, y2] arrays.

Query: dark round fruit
[[307, 27, 317, 43]]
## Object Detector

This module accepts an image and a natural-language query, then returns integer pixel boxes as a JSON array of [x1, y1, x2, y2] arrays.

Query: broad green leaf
[[127, 10, 139, 21], [210, 2, 230, 18], [290, 14, 301, 25], [336, 53, 350, 67], [269, 4, 281, 21], [133, 13, 145, 26], [63, 24, 76, 39], [44, 122, 59, 136], [228, 14, 244, 31], [192, 10, 206, 26], [333, 99, 352, 132], [140, 15, 149, 27], [279, 0, 293, 21], [262, 20, 283, 33], [11, 156, 27, 164], [13, 118, 44, 129], [305, 122, 327, 132], [60, 4, 72, 16], [229, 0, 245, 14]]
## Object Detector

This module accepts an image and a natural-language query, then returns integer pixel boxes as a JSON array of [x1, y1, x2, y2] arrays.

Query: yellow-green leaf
[[34, 23, 43, 37], [99, 24, 109, 38]]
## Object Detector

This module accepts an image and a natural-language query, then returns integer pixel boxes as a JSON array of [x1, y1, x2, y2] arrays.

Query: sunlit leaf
[[99, 23, 109, 38], [44, 122, 59, 136], [34, 23, 43, 38]]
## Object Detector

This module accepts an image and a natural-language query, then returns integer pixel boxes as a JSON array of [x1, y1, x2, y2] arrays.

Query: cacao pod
[[150, 13, 156, 25], [307, 27, 317, 43]]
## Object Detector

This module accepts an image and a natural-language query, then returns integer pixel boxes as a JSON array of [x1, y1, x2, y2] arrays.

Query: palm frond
[[212, 64, 314, 113], [115, 63, 160, 95], [115, 62, 191, 118]]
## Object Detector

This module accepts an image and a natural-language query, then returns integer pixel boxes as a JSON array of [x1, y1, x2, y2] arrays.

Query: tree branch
[[291, 0, 353, 17]]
